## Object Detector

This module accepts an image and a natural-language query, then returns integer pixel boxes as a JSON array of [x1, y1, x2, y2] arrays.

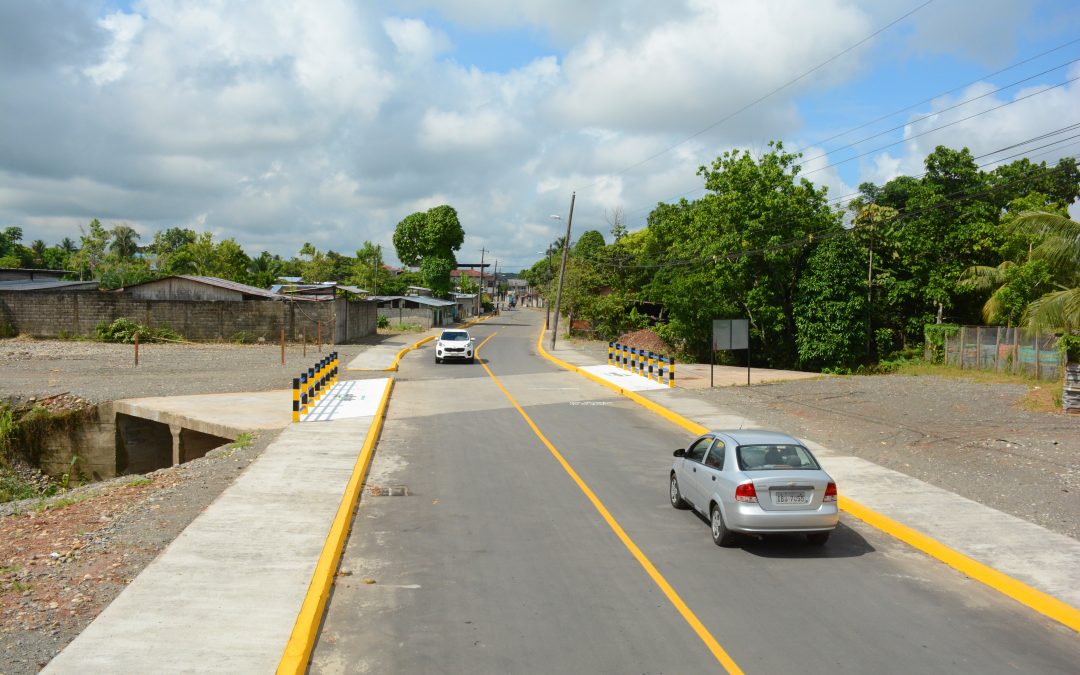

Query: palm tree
[[60, 237, 77, 254], [1011, 212, 1080, 331], [29, 240, 47, 267], [109, 224, 140, 259]]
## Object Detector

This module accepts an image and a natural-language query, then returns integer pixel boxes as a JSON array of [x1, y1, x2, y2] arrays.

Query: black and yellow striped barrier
[[292, 352, 339, 422], [607, 342, 674, 387]]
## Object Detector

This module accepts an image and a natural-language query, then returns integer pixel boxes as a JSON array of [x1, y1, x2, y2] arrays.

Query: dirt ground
[[0, 432, 275, 674]]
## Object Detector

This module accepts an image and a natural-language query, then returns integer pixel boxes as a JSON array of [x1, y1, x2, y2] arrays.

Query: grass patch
[[0, 470, 41, 503], [379, 323, 425, 334], [888, 362, 1064, 412], [34, 491, 95, 513], [126, 476, 152, 487], [229, 433, 254, 450], [8, 580, 30, 593]]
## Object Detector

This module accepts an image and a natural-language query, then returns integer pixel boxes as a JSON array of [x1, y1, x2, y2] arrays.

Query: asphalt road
[[311, 312, 1079, 674]]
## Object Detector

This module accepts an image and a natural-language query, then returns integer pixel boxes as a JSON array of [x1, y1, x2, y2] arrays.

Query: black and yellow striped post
[[647, 352, 655, 381], [669, 356, 676, 388], [607, 342, 614, 366], [307, 366, 315, 406], [300, 372, 309, 416], [292, 377, 300, 423], [315, 358, 325, 402]]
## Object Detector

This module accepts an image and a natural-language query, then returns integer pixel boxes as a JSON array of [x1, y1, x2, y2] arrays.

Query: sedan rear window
[[440, 331, 469, 341], [737, 444, 820, 471]]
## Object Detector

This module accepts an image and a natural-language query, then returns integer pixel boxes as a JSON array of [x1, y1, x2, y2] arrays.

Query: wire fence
[[926, 326, 1065, 380]]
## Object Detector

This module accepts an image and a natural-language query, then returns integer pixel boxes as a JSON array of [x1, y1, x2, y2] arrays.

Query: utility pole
[[550, 192, 575, 350], [866, 223, 873, 360], [493, 260, 499, 311], [544, 245, 554, 328], [477, 248, 487, 316]]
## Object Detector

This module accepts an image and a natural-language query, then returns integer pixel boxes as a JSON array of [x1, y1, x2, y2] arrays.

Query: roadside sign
[[712, 319, 751, 387], [713, 319, 748, 350]]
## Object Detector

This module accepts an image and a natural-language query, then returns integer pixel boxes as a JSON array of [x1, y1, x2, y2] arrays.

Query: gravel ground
[[566, 337, 1080, 540], [0, 432, 275, 674], [0, 337, 386, 405]]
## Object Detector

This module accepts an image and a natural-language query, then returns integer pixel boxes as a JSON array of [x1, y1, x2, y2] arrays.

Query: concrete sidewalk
[[43, 382, 390, 674], [546, 337, 1080, 616]]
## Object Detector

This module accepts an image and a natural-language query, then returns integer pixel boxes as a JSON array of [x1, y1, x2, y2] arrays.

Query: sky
[[2, 0, 1080, 272]]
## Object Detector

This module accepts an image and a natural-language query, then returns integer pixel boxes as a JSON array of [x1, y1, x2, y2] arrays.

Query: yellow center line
[[476, 334, 743, 674]]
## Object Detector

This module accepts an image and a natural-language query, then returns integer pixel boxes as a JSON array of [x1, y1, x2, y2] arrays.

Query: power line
[[575, 0, 937, 191], [795, 36, 1080, 153], [618, 39, 1080, 221]]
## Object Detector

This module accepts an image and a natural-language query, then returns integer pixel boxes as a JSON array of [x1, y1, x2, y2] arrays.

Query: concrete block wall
[[0, 291, 377, 343]]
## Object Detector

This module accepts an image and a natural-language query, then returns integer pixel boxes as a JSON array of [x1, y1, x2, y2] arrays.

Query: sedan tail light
[[823, 482, 837, 503], [735, 482, 757, 503]]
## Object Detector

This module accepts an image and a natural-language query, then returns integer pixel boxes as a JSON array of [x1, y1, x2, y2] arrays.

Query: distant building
[[124, 275, 298, 302]]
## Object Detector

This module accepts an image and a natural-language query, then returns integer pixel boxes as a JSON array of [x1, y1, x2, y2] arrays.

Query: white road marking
[[304, 379, 389, 421], [580, 365, 668, 391]]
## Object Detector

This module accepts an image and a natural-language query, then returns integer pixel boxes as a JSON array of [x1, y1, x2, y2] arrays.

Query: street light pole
[[550, 192, 575, 350]]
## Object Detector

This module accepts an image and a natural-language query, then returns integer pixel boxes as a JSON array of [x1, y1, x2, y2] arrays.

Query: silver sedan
[[669, 430, 838, 546]]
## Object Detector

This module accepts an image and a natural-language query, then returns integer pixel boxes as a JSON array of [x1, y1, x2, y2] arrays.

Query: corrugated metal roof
[[124, 275, 306, 300], [0, 279, 99, 291], [405, 296, 456, 307], [372, 295, 455, 307]]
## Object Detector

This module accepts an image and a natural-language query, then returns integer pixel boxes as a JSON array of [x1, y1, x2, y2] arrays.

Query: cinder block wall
[[0, 291, 377, 343]]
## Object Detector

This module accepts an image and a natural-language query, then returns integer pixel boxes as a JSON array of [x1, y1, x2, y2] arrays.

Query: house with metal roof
[[372, 294, 458, 328], [0, 278, 99, 292], [122, 275, 312, 301]]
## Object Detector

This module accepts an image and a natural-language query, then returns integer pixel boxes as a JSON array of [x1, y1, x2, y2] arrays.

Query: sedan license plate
[[774, 490, 809, 505]]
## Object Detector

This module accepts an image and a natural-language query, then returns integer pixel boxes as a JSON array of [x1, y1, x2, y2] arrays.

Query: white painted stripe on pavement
[[304, 379, 388, 421], [579, 365, 668, 391]]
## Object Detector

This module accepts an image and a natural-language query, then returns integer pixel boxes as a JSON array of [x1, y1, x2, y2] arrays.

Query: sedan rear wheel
[[669, 474, 689, 510], [710, 504, 737, 547]]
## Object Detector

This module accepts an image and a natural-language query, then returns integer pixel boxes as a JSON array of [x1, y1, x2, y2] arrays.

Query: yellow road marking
[[534, 322, 1080, 634], [476, 334, 744, 674], [277, 377, 395, 674]]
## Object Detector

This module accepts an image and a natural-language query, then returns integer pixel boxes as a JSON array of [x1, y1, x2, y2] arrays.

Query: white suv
[[435, 329, 475, 364]]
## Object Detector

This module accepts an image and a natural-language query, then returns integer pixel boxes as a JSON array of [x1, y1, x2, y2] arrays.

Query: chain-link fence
[[927, 325, 1065, 380]]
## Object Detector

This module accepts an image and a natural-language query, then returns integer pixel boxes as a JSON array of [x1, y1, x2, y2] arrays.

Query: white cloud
[[84, 11, 145, 85], [0, 0, 1073, 268]]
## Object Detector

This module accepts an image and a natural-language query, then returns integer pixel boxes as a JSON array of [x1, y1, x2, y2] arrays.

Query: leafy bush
[[95, 318, 181, 343], [377, 315, 390, 329], [1058, 333, 1080, 363], [923, 324, 960, 364]]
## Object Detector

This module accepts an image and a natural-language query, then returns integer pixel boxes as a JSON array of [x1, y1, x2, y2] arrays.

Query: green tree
[[573, 230, 606, 261], [109, 224, 141, 259], [644, 142, 841, 365], [69, 219, 111, 280], [392, 205, 464, 297], [1009, 212, 1080, 330], [353, 241, 385, 294], [247, 251, 282, 289], [793, 235, 868, 369]]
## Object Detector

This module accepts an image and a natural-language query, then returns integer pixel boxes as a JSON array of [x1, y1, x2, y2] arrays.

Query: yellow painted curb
[[535, 324, 1080, 634], [840, 497, 1080, 632], [277, 377, 395, 674]]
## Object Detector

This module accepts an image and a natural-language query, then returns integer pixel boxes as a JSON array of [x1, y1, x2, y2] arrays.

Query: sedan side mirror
[[673, 448, 685, 458], [470, 337, 476, 342]]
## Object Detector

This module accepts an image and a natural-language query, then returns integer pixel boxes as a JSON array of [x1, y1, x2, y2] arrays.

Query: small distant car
[[434, 329, 475, 364], [669, 430, 838, 547]]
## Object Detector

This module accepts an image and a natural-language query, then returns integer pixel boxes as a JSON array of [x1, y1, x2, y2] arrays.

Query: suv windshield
[[440, 331, 469, 341], [736, 444, 820, 471]]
